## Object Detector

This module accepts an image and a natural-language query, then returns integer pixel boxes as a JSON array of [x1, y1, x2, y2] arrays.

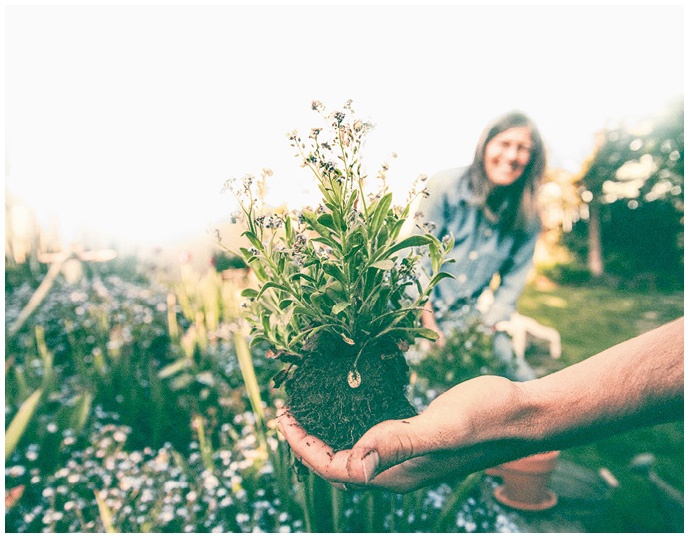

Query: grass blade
[[94, 491, 118, 532], [233, 328, 266, 447], [5, 388, 43, 461], [432, 472, 482, 532]]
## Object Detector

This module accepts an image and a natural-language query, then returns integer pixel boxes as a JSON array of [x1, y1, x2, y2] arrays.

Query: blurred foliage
[[210, 250, 248, 272], [570, 99, 683, 280], [5, 260, 276, 472], [4, 253, 683, 532], [560, 198, 683, 289], [579, 99, 683, 206], [5, 257, 511, 533], [538, 261, 592, 286], [410, 316, 502, 402]]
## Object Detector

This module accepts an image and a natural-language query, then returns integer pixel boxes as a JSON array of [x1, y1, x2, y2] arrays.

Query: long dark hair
[[467, 111, 546, 232]]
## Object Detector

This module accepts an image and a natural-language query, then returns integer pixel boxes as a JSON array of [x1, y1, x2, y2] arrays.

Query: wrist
[[453, 377, 531, 445], [473, 378, 549, 462]]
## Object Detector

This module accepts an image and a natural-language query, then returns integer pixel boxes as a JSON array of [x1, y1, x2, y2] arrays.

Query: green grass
[[517, 281, 684, 533]]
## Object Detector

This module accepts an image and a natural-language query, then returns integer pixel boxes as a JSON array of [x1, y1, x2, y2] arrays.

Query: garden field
[[4, 260, 683, 532]]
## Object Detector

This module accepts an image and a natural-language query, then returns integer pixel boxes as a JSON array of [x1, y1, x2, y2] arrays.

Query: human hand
[[277, 375, 523, 493], [420, 301, 446, 348]]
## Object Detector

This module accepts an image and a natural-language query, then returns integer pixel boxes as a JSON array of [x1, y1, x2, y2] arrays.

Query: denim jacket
[[418, 167, 541, 326]]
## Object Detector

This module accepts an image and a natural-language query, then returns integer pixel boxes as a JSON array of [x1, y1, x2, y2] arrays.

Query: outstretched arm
[[278, 317, 683, 493]]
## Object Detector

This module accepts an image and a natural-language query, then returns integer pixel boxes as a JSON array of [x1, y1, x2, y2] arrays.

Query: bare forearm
[[518, 317, 684, 451], [399, 318, 685, 485]]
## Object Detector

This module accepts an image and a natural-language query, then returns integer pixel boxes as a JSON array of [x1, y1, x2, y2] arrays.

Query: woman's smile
[[484, 126, 533, 186]]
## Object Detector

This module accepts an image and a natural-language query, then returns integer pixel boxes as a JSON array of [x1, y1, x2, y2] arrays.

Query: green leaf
[[370, 192, 393, 233], [384, 327, 440, 341], [331, 210, 345, 232], [301, 210, 333, 239], [371, 259, 394, 271], [443, 232, 455, 253], [362, 266, 380, 299], [390, 218, 407, 241], [239, 247, 255, 260], [284, 214, 294, 241], [247, 258, 268, 281], [290, 273, 316, 284], [69, 391, 93, 434], [158, 358, 192, 379], [294, 305, 313, 317], [372, 234, 433, 265], [256, 282, 290, 300], [344, 190, 359, 215], [429, 240, 441, 274], [332, 302, 349, 315], [317, 213, 338, 231], [384, 234, 432, 256], [95, 491, 118, 533], [322, 262, 345, 283], [261, 313, 271, 336], [234, 332, 267, 435], [374, 225, 390, 251], [311, 236, 342, 252], [240, 288, 259, 298], [413, 328, 441, 340], [344, 245, 365, 266], [249, 335, 271, 348], [242, 231, 263, 250], [6, 388, 43, 461], [428, 271, 456, 288]]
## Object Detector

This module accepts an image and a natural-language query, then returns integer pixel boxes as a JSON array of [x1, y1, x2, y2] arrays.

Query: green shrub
[[539, 261, 592, 286]]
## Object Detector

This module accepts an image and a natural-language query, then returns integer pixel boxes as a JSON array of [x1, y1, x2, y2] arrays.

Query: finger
[[345, 417, 424, 484], [367, 452, 466, 494], [276, 411, 354, 483]]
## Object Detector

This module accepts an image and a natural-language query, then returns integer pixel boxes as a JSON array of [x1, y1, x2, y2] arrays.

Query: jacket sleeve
[[483, 228, 539, 327]]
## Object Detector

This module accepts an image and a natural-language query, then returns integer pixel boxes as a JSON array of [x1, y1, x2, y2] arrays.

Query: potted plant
[[224, 100, 453, 452], [488, 450, 560, 511]]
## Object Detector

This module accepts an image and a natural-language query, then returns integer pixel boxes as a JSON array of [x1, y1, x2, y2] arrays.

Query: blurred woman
[[418, 111, 547, 381]]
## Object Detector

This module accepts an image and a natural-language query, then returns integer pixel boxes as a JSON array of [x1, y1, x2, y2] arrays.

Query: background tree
[[570, 99, 683, 284]]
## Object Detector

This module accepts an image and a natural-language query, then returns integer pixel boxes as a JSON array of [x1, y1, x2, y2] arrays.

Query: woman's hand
[[421, 300, 446, 348]]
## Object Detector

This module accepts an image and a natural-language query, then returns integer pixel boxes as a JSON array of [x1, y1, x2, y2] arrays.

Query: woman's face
[[483, 126, 533, 186]]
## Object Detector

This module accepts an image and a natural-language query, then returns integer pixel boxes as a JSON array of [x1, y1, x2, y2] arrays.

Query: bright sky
[[5, 5, 685, 249]]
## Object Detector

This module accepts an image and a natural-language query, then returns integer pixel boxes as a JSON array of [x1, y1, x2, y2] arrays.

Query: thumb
[[345, 418, 423, 484]]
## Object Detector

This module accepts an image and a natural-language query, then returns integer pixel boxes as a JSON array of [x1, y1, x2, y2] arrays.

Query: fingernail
[[361, 451, 379, 484]]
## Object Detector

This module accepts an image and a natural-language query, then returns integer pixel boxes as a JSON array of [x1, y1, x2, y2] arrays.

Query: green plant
[[224, 100, 453, 450], [4, 265, 262, 471], [411, 315, 500, 402], [211, 250, 248, 272]]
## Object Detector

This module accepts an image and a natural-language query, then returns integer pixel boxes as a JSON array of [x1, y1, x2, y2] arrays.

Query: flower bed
[[6, 259, 522, 532]]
